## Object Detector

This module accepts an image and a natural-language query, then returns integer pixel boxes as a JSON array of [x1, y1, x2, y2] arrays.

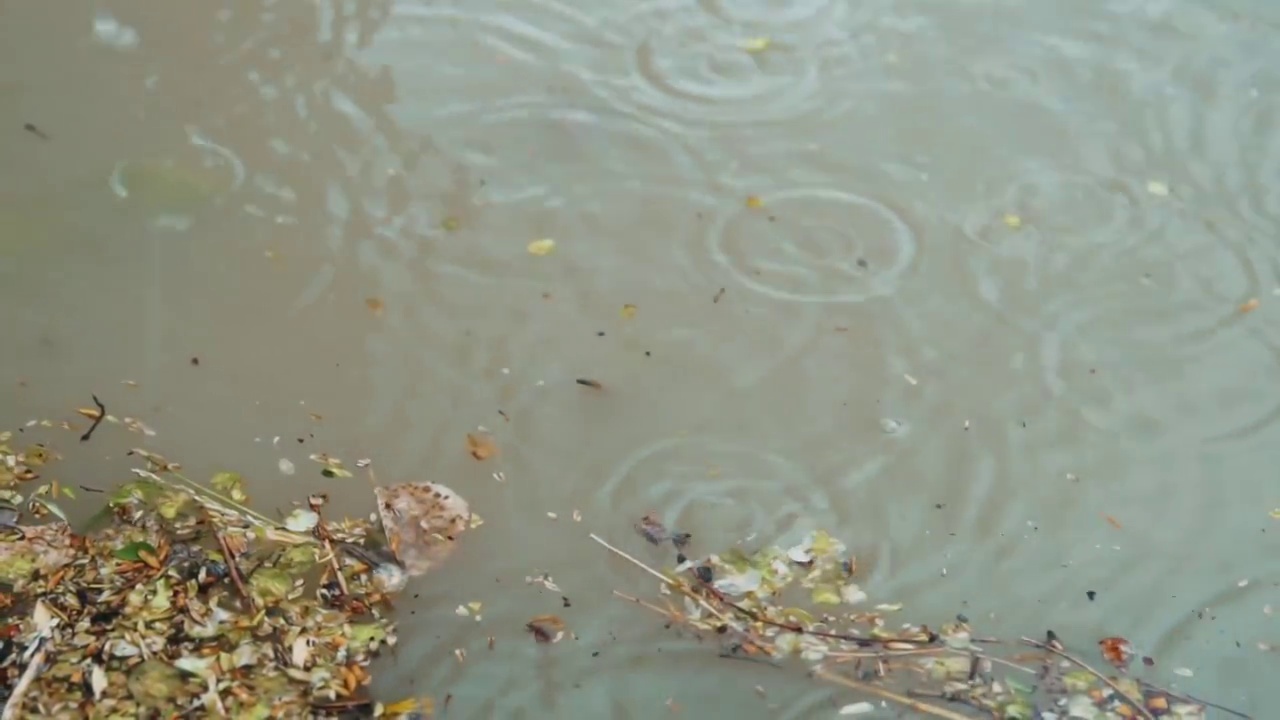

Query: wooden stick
[[1, 640, 48, 720], [1020, 637, 1154, 720], [612, 590, 678, 618], [813, 666, 973, 720], [215, 531, 252, 606], [589, 533, 729, 622]]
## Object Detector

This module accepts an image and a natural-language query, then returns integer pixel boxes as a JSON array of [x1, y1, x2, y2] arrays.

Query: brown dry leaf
[[365, 298, 385, 316], [526, 614, 566, 643], [1240, 298, 1260, 314], [374, 482, 472, 577], [745, 195, 764, 209], [76, 407, 103, 421], [466, 432, 498, 461], [1098, 636, 1134, 670], [1103, 513, 1123, 530], [621, 304, 638, 319]]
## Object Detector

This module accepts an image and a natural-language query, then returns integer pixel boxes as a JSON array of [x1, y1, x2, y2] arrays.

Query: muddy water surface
[[2, 0, 1278, 716]]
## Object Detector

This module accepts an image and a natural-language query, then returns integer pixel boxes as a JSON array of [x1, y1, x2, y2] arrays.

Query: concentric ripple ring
[[586, 0, 853, 128], [594, 437, 839, 548], [708, 187, 919, 303]]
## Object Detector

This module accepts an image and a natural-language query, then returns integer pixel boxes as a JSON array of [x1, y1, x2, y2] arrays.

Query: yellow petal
[[621, 304, 638, 319], [527, 238, 556, 256], [740, 37, 771, 53], [1002, 213, 1022, 229]]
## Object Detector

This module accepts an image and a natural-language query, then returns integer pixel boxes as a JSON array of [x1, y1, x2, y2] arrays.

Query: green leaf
[[1005, 675, 1035, 695], [811, 584, 842, 605], [110, 479, 163, 507], [1063, 669, 1095, 693], [30, 496, 69, 523], [248, 568, 293, 602], [348, 623, 387, 650], [60, 486, 77, 500], [156, 490, 191, 520], [210, 472, 247, 502], [115, 541, 158, 562]]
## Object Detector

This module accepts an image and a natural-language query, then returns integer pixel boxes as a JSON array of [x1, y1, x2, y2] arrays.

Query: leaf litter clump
[[595, 517, 1242, 720], [1, 422, 476, 719]]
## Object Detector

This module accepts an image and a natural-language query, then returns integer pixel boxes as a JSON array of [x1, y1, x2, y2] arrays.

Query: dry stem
[[589, 533, 729, 623], [813, 665, 973, 720], [1, 640, 48, 720], [1020, 637, 1155, 720], [215, 530, 252, 607]]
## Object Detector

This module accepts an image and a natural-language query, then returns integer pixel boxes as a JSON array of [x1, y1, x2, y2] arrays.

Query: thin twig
[[316, 511, 349, 597], [79, 394, 106, 442], [215, 531, 252, 606], [708, 587, 935, 647], [826, 647, 947, 661], [612, 590, 679, 618], [1137, 680, 1251, 720], [976, 652, 1038, 676], [1, 639, 48, 720], [589, 533, 729, 622], [1020, 637, 1154, 720], [813, 665, 974, 720]]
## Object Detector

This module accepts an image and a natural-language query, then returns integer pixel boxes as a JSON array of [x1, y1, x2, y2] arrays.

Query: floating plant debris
[[589, 530, 1233, 720], [0, 413, 470, 718]]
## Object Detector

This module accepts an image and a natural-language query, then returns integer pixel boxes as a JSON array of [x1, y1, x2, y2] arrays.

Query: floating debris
[[465, 431, 498, 461], [526, 238, 556, 256], [589, 530, 1226, 720], [373, 481, 473, 577], [0, 425, 457, 717]]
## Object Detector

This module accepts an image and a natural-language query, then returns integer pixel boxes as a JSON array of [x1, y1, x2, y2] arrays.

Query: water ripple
[[709, 187, 921, 303], [593, 437, 839, 552], [1144, 30, 1280, 246], [418, 100, 710, 289], [584, 0, 858, 128]]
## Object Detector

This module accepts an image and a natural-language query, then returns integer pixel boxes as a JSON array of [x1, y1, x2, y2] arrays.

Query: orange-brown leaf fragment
[[1103, 513, 1123, 530], [1098, 636, 1134, 670], [137, 547, 162, 571], [1240, 297, 1260, 314], [365, 297, 385, 316], [466, 432, 497, 461], [526, 614, 566, 643], [745, 195, 764, 209], [76, 407, 103, 420]]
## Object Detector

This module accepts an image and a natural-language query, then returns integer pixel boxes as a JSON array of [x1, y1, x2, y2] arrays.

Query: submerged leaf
[[248, 568, 293, 602], [527, 238, 556, 256], [210, 471, 247, 503]]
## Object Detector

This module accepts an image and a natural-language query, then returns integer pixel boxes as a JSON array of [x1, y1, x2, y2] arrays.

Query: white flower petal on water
[[838, 702, 875, 715], [278, 458, 295, 476]]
